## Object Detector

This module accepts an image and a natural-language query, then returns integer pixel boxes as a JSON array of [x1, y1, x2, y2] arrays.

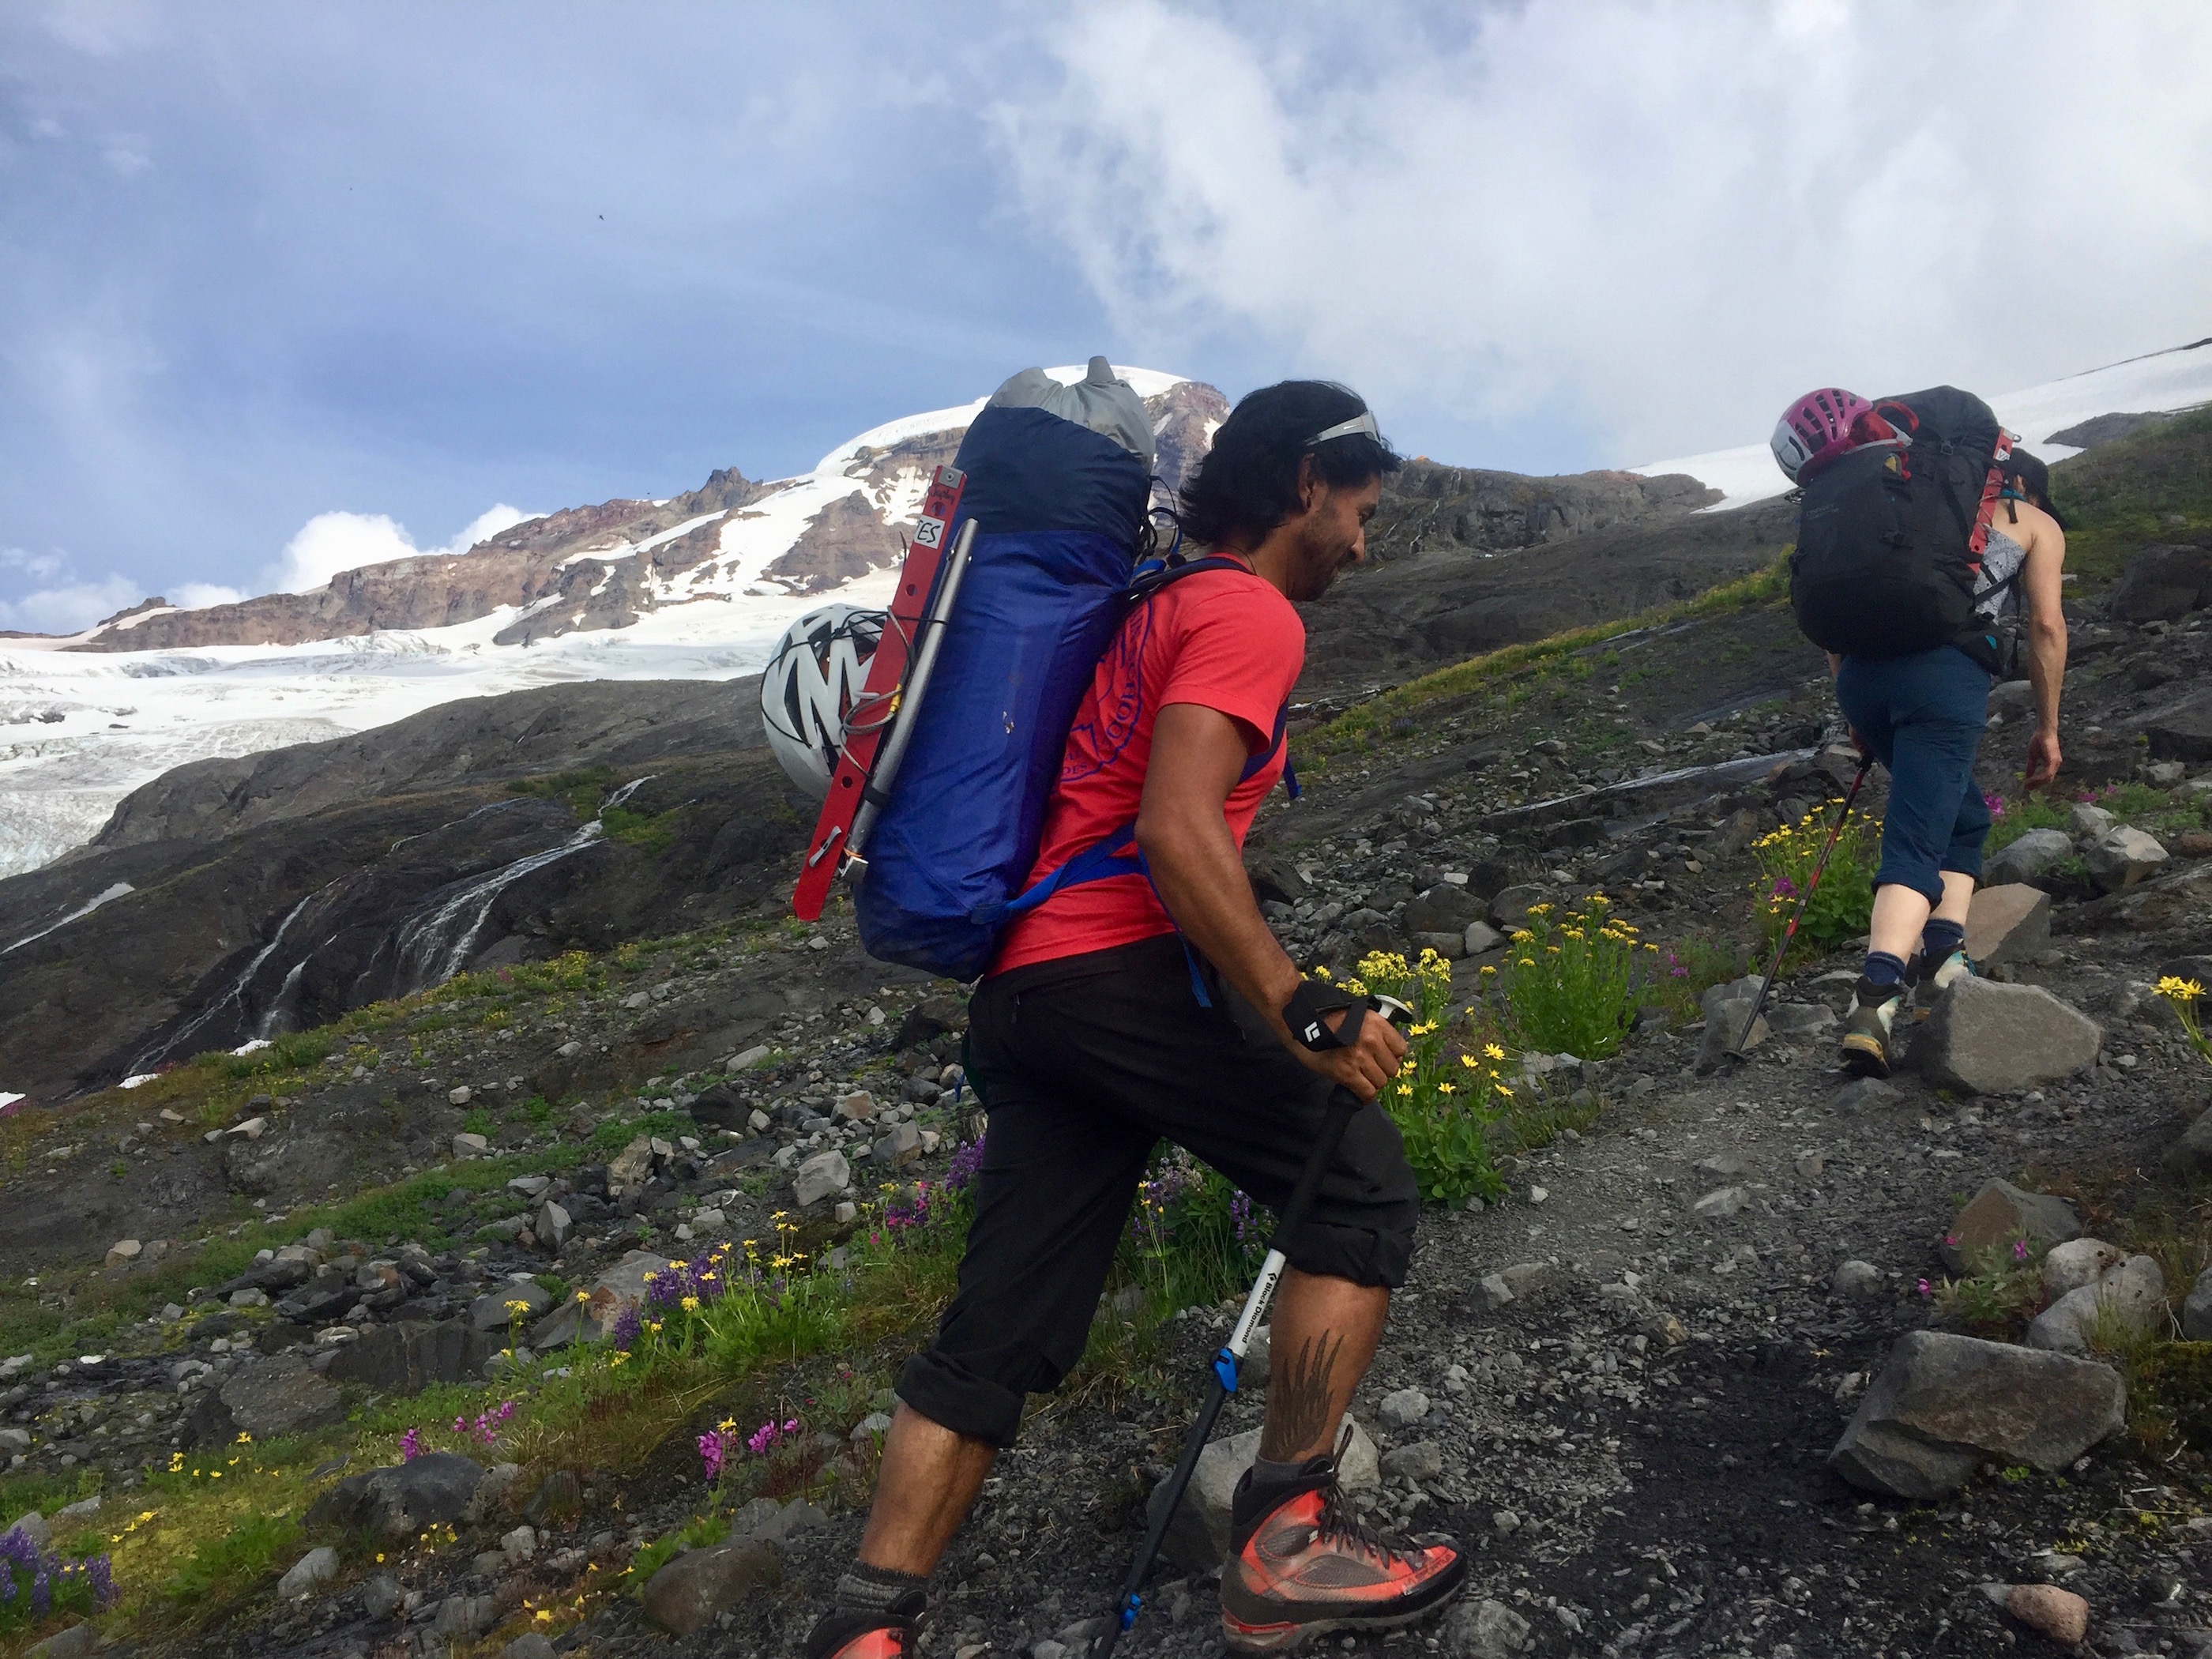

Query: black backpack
[[1788, 386, 2014, 669]]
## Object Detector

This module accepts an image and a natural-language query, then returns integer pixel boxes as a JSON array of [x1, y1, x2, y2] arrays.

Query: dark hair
[[2006, 449, 2069, 530], [1177, 380, 1401, 550]]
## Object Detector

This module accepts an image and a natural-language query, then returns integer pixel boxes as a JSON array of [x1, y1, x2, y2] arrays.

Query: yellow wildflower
[[680, 1296, 699, 1311], [1485, 1043, 1505, 1059]]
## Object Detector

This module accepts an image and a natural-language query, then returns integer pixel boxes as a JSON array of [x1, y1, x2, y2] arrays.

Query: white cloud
[[0, 546, 139, 634], [171, 581, 245, 610], [994, 2, 2212, 461], [266, 503, 534, 594]]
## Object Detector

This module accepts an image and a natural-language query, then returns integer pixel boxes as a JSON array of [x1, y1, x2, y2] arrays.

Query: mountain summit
[[66, 367, 1226, 654]]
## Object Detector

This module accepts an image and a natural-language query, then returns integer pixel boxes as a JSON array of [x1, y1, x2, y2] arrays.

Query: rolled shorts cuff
[[1281, 1212, 1416, 1291], [1873, 865, 1947, 905], [897, 1349, 1026, 1450]]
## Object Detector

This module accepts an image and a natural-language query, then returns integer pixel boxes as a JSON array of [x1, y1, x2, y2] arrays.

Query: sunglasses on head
[[1307, 411, 1378, 446]]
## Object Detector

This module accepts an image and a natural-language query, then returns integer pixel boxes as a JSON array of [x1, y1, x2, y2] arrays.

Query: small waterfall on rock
[[389, 777, 651, 995], [391, 822, 603, 995], [133, 887, 322, 1070]]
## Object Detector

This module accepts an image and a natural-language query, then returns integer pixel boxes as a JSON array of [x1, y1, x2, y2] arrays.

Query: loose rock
[[1964, 883, 2052, 969], [1147, 1418, 1379, 1571], [1984, 828, 2071, 885], [2004, 1582, 2090, 1646], [276, 1544, 339, 1599], [1379, 1387, 1431, 1429], [2083, 826, 2169, 892], [794, 1149, 852, 1207], [2026, 1255, 2166, 1352], [2040, 1238, 2126, 1300], [1939, 1179, 2082, 1273], [1442, 1598, 1533, 1658], [306, 1452, 487, 1536], [1831, 1260, 1883, 1299], [641, 1540, 783, 1637], [1911, 979, 2102, 1095], [2184, 1265, 2212, 1341], [1829, 1331, 2125, 1499]]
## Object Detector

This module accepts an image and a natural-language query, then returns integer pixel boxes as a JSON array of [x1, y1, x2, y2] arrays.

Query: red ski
[[791, 464, 969, 920]]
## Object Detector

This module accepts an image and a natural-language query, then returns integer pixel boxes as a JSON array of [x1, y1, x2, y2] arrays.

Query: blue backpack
[[852, 401, 1292, 982]]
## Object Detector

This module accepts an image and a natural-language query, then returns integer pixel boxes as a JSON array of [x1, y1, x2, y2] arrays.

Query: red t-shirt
[[990, 564, 1305, 974]]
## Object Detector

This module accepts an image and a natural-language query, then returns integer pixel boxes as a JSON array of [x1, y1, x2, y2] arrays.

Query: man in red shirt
[[809, 382, 1465, 1658]]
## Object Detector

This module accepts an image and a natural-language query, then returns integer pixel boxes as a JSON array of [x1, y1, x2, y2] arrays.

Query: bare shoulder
[[2014, 498, 2066, 564]]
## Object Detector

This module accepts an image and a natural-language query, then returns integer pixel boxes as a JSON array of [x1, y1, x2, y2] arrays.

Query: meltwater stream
[[387, 775, 653, 996]]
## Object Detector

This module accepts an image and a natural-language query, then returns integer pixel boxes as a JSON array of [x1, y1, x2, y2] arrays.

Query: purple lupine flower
[[1229, 1190, 1253, 1247], [698, 1431, 724, 1481], [611, 1303, 643, 1352], [942, 1138, 986, 1193], [400, 1426, 423, 1462]]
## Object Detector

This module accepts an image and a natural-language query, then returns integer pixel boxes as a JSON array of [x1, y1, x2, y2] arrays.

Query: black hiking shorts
[[896, 935, 1420, 1447]]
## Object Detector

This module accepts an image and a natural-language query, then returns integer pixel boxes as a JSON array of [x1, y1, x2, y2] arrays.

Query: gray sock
[[836, 1561, 927, 1614], [1250, 1454, 1319, 1488]]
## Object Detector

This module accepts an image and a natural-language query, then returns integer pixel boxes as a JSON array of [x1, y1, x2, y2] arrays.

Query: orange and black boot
[[1219, 1455, 1466, 1653], [803, 1588, 925, 1659]]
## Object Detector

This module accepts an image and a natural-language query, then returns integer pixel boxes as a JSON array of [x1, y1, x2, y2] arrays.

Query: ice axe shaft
[[1730, 756, 1873, 1058], [1095, 994, 1410, 1657]]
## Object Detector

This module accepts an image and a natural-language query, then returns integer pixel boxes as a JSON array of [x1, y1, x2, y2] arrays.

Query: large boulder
[[307, 1453, 486, 1537], [1909, 979, 2101, 1095], [2027, 1255, 2167, 1353], [215, 1352, 345, 1439], [641, 1540, 782, 1637], [1146, 1418, 1379, 1572], [1405, 884, 1483, 935], [2083, 826, 2169, 893], [327, 1320, 498, 1394], [1828, 1331, 2125, 1499], [1939, 1179, 2081, 1274], [2144, 687, 2212, 765], [2105, 543, 2212, 623], [793, 1149, 852, 1208], [1984, 829, 2072, 886], [1963, 884, 2051, 969]]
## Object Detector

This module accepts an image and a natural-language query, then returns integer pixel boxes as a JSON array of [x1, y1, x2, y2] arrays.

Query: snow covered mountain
[[1632, 337, 2212, 510], [0, 367, 1222, 876]]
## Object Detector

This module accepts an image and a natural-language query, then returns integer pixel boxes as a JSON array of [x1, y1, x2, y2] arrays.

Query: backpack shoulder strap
[[1126, 551, 1254, 601]]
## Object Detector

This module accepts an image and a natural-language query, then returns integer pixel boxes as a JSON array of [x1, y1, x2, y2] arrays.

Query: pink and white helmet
[[1770, 386, 1872, 481]]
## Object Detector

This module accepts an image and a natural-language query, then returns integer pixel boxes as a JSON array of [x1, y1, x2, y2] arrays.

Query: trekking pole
[[1729, 755, 1874, 1058], [1095, 993, 1413, 1657]]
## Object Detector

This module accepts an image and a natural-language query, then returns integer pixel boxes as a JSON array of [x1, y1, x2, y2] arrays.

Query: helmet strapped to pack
[[1770, 387, 1874, 482], [760, 603, 887, 799]]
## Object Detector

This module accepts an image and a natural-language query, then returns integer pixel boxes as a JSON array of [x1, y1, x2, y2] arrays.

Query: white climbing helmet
[[759, 604, 886, 798]]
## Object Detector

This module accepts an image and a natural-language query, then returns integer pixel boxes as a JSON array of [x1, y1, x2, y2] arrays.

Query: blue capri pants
[[1834, 646, 1993, 903]]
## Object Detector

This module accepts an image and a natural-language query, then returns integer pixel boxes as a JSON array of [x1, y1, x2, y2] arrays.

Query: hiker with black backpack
[[805, 382, 1467, 1659], [1773, 388, 2070, 1078]]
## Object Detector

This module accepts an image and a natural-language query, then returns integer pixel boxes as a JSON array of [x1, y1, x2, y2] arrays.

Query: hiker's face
[[1288, 468, 1383, 602]]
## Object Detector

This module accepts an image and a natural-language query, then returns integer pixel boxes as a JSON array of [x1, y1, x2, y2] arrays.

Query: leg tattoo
[[1260, 1331, 1345, 1462]]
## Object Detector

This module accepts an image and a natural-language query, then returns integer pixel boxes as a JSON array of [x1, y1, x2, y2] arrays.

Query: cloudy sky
[[4, 2, 2208, 632]]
